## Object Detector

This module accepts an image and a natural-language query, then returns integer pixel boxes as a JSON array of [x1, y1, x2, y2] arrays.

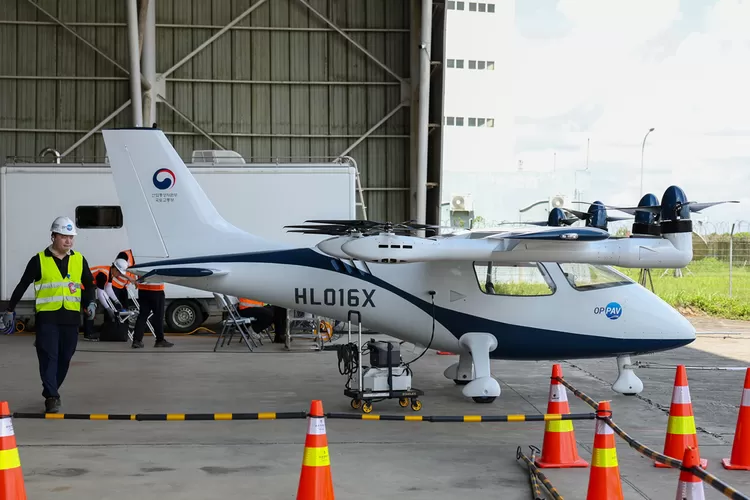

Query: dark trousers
[[35, 323, 79, 399], [238, 305, 275, 332], [238, 305, 286, 339], [134, 289, 165, 342]]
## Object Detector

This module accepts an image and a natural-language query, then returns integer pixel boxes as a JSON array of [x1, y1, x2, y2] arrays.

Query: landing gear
[[612, 354, 643, 396], [457, 332, 501, 402], [443, 351, 475, 386]]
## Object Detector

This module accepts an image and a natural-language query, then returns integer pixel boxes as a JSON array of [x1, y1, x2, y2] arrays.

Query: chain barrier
[[5, 411, 596, 423], [516, 445, 564, 500], [554, 376, 750, 500]]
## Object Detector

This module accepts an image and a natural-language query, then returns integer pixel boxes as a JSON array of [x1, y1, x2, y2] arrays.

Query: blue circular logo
[[153, 168, 176, 190], [605, 302, 622, 320]]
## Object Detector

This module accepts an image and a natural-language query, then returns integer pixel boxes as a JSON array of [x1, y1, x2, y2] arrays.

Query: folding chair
[[213, 294, 259, 352]]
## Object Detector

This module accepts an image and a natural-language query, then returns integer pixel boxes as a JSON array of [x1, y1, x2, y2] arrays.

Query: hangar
[[0, 0, 446, 225]]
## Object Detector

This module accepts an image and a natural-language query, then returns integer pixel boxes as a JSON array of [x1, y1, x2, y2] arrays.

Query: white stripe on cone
[[307, 417, 327, 435], [741, 388, 750, 407], [0, 417, 14, 438], [675, 479, 705, 500], [595, 419, 614, 435], [548, 383, 568, 402], [672, 385, 692, 404]]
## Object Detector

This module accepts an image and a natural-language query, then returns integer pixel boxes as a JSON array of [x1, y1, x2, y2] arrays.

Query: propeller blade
[[573, 202, 662, 216], [684, 200, 740, 212]]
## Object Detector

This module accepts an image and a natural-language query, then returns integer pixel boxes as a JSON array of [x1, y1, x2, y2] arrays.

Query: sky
[[510, 0, 750, 229]]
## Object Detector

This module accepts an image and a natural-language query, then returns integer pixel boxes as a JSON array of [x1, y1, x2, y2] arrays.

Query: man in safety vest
[[1, 216, 97, 413]]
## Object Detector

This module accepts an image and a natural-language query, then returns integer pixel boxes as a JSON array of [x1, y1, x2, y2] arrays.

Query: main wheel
[[472, 396, 496, 404], [362, 401, 373, 413], [351, 398, 361, 409], [410, 399, 422, 411], [398, 397, 409, 407]]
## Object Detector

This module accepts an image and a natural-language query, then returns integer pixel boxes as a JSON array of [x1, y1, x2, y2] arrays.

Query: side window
[[75, 206, 123, 229], [558, 263, 633, 291], [473, 262, 556, 296]]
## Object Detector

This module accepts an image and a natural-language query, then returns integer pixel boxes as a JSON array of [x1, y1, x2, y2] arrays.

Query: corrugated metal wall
[[0, 0, 412, 221]]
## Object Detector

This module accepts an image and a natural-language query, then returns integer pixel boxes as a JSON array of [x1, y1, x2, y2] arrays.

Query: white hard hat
[[51, 216, 77, 236], [113, 258, 129, 274]]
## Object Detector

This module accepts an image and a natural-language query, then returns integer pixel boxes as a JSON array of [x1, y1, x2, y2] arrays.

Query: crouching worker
[[237, 298, 286, 338], [1, 216, 96, 413], [95, 271, 130, 342]]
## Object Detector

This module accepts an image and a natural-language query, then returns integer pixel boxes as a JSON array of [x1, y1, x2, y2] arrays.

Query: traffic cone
[[0, 401, 27, 499], [722, 367, 750, 470], [297, 400, 334, 500], [675, 446, 706, 499], [656, 365, 708, 468], [586, 401, 623, 500], [535, 364, 588, 468]]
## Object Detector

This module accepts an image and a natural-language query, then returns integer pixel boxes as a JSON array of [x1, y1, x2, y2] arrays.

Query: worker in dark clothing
[[129, 251, 173, 349], [1, 216, 97, 413]]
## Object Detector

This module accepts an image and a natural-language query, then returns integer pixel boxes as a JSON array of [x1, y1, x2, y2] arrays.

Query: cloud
[[510, 0, 750, 226]]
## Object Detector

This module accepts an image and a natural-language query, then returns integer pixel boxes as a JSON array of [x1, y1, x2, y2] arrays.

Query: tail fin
[[102, 128, 282, 260]]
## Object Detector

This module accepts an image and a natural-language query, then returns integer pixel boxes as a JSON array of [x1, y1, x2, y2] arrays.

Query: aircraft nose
[[666, 303, 696, 343]]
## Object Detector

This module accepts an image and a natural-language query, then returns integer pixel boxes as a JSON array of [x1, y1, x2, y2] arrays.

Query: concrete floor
[[1, 318, 750, 499]]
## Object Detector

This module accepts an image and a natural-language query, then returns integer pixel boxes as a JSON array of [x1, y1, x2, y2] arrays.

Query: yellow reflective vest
[[34, 251, 83, 313]]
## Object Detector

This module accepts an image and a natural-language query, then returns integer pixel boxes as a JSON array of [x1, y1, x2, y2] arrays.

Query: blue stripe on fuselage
[[134, 248, 693, 359]]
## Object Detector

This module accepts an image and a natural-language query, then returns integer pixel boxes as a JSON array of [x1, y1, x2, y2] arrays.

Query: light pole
[[640, 127, 654, 196]]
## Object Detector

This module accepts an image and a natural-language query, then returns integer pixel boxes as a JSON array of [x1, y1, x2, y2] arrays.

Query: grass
[[615, 258, 750, 321]]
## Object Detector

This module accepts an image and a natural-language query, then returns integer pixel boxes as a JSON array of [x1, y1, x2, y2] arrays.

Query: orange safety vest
[[238, 298, 264, 309], [112, 249, 138, 290]]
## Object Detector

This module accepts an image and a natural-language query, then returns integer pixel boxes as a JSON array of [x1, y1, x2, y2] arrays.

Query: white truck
[[0, 150, 362, 332]]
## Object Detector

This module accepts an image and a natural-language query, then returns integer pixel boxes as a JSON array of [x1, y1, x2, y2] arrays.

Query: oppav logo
[[153, 168, 176, 190], [594, 302, 622, 320]]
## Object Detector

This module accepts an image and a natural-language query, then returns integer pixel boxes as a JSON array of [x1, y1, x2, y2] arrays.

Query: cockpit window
[[558, 263, 634, 291], [473, 261, 556, 296]]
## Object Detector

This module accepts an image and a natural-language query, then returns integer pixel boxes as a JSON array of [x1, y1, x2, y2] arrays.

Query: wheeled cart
[[341, 311, 424, 414]]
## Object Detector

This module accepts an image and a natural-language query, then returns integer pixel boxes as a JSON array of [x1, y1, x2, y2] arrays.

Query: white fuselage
[[131, 247, 696, 360]]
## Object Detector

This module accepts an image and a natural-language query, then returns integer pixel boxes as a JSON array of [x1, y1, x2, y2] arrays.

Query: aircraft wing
[[330, 225, 692, 268]]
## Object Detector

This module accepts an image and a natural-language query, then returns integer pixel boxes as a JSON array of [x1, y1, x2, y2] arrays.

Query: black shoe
[[84, 334, 99, 342], [154, 339, 174, 348], [132, 340, 144, 349], [45, 397, 60, 414]]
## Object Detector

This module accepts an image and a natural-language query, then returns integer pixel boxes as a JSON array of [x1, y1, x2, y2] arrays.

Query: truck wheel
[[165, 300, 203, 333]]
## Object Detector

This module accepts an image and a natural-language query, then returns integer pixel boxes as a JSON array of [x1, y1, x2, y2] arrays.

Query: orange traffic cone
[[0, 401, 26, 499], [676, 446, 706, 499], [297, 400, 334, 500], [586, 401, 623, 500], [656, 365, 708, 469], [535, 364, 588, 468], [722, 367, 750, 470]]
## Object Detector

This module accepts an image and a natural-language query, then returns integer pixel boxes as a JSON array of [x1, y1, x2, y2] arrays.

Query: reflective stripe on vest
[[137, 283, 165, 291], [112, 274, 129, 289], [239, 298, 264, 309], [34, 251, 83, 312]]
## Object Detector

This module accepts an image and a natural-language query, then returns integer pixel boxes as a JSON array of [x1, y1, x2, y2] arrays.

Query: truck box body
[[0, 158, 358, 331]]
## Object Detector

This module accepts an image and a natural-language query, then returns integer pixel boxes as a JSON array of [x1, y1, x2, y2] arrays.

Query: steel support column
[[415, 0, 433, 229], [24, 0, 150, 91], [142, 0, 157, 126], [127, 0, 144, 127]]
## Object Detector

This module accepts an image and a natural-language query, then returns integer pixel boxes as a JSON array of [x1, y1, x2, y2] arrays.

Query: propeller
[[284, 219, 445, 236]]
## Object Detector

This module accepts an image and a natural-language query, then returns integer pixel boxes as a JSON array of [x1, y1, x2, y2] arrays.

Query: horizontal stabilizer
[[482, 227, 609, 241]]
